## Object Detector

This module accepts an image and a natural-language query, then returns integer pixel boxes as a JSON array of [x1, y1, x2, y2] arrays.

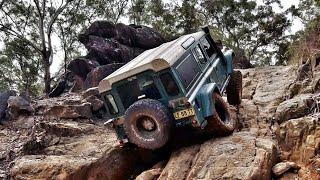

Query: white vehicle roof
[[98, 31, 205, 93]]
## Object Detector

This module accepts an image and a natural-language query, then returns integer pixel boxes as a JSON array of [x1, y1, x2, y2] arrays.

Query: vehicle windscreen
[[116, 75, 161, 109]]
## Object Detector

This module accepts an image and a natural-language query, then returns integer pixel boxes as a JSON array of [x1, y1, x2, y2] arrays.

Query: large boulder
[[0, 90, 16, 121], [275, 94, 315, 123], [67, 58, 100, 80], [136, 168, 162, 180], [44, 103, 92, 119], [49, 72, 80, 98], [272, 161, 300, 177], [85, 36, 144, 65], [35, 94, 92, 119], [84, 63, 123, 89], [113, 23, 136, 46], [78, 20, 117, 44], [240, 66, 297, 118], [7, 96, 34, 119], [133, 25, 166, 49]]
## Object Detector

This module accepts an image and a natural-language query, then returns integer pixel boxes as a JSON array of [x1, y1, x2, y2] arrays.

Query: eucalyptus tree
[[200, 0, 291, 64], [0, 0, 128, 95]]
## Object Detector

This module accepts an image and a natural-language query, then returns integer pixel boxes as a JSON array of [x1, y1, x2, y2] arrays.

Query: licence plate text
[[173, 108, 195, 120]]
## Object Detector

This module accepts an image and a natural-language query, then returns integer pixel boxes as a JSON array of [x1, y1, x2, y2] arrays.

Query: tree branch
[[0, 25, 42, 53], [0, 0, 7, 9]]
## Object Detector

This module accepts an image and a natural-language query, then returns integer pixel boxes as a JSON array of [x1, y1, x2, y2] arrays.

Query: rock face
[[278, 116, 319, 164], [1, 93, 154, 180], [35, 94, 93, 119], [7, 96, 33, 119], [275, 93, 314, 123], [84, 63, 124, 89], [159, 132, 276, 180], [2, 54, 320, 179]]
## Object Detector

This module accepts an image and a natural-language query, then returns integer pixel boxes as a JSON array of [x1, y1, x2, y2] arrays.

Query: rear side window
[[106, 94, 119, 115], [176, 54, 201, 89], [201, 36, 216, 58], [194, 45, 206, 64], [160, 73, 180, 97], [117, 80, 139, 109]]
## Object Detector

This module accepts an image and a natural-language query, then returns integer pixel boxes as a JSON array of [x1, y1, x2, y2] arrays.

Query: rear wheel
[[204, 93, 236, 136], [124, 99, 172, 150], [226, 70, 242, 105]]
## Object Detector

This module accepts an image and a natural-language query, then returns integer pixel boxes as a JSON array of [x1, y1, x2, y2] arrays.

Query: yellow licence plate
[[173, 108, 195, 120]]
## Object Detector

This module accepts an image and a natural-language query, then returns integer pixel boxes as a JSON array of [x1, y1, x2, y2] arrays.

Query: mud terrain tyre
[[226, 70, 242, 105], [204, 93, 236, 136], [124, 99, 172, 150]]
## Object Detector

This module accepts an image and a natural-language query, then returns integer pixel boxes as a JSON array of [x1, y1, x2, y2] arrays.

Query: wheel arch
[[196, 83, 221, 118]]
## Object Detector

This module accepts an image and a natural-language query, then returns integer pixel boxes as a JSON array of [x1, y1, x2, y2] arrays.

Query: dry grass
[[288, 17, 320, 66]]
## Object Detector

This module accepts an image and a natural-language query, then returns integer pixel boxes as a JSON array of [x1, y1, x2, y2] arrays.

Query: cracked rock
[[272, 161, 300, 177]]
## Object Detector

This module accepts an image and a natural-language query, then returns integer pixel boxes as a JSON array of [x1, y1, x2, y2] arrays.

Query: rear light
[[192, 120, 197, 125]]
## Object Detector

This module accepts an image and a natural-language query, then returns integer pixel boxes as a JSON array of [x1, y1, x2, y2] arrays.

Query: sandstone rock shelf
[[1, 61, 320, 179]]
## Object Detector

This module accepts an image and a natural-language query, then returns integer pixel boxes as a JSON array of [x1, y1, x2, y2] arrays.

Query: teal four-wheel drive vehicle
[[98, 27, 242, 150]]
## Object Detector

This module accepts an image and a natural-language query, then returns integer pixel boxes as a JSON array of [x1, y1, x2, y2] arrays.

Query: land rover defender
[[98, 27, 242, 149]]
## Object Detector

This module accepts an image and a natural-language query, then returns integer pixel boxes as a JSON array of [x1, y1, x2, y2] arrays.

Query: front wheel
[[204, 93, 236, 136], [123, 99, 172, 150], [226, 70, 243, 106]]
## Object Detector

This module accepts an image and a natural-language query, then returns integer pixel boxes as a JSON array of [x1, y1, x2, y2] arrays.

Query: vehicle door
[[200, 35, 228, 88]]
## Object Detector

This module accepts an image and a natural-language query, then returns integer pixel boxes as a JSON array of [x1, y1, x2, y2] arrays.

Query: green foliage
[[201, 0, 291, 65], [287, 0, 319, 25], [0, 38, 42, 95], [176, 0, 203, 34], [128, 0, 178, 39]]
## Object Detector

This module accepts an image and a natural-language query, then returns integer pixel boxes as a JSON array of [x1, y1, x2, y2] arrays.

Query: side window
[[200, 36, 216, 58], [106, 94, 119, 115], [176, 54, 201, 89], [160, 72, 180, 97], [194, 44, 206, 64]]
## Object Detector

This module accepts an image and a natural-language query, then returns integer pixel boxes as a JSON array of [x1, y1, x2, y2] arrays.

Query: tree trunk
[[43, 55, 51, 94]]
